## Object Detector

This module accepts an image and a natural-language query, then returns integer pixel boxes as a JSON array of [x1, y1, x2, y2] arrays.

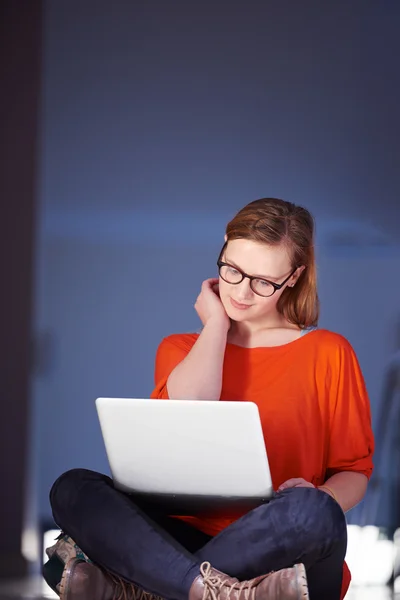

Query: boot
[[43, 533, 92, 595], [189, 561, 309, 600], [59, 558, 163, 600]]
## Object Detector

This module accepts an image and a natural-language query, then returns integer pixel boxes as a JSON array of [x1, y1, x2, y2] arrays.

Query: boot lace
[[200, 562, 259, 600], [107, 572, 164, 600]]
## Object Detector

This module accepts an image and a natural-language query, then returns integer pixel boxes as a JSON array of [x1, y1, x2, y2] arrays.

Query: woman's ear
[[290, 265, 306, 287], [224, 234, 227, 242]]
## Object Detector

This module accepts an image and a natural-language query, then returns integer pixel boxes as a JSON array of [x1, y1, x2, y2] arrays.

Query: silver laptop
[[96, 398, 273, 513]]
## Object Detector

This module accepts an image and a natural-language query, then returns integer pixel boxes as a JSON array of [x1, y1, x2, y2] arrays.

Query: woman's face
[[218, 239, 298, 323]]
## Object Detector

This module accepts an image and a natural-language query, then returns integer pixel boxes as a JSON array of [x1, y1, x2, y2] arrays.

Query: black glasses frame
[[217, 242, 298, 298]]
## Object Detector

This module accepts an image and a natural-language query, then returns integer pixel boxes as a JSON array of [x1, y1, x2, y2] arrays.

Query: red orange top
[[150, 329, 374, 536]]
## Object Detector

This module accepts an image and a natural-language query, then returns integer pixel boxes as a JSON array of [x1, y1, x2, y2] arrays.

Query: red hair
[[225, 198, 319, 329]]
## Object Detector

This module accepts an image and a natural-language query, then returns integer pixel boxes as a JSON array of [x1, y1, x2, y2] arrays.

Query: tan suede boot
[[189, 561, 309, 600], [59, 558, 163, 600]]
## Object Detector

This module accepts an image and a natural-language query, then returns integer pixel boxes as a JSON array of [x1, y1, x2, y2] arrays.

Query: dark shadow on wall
[[0, 0, 42, 579]]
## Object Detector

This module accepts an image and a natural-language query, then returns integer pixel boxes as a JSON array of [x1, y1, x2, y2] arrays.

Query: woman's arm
[[319, 471, 368, 512], [167, 279, 230, 400], [321, 337, 374, 511], [278, 471, 368, 513], [167, 318, 229, 400]]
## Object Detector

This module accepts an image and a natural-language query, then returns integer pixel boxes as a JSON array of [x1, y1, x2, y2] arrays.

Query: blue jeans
[[50, 469, 347, 600]]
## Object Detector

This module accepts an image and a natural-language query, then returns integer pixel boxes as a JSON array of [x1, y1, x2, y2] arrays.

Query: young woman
[[45, 198, 374, 600]]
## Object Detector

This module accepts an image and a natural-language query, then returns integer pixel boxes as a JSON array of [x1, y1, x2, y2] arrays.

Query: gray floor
[[0, 577, 55, 600]]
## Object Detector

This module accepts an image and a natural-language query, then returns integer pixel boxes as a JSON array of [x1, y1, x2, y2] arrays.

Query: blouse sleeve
[[325, 338, 374, 480], [150, 336, 192, 399]]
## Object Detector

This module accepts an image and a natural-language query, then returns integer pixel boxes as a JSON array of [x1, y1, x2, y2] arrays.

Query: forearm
[[167, 319, 228, 400], [319, 471, 368, 512]]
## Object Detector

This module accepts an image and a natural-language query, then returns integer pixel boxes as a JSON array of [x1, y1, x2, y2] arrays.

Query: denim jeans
[[50, 468, 347, 600]]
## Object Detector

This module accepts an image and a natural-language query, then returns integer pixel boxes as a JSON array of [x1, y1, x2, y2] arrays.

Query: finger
[[278, 478, 306, 491], [201, 278, 220, 290], [293, 482, 314, 488], [282, 478, 305, 487]]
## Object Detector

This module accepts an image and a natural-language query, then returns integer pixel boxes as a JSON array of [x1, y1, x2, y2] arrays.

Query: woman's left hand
[[277, 478, 315, 492]]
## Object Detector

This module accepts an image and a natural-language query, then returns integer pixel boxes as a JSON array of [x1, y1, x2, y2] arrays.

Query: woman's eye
[[228, 267, 239, 275], [256, 279, 271, 287]]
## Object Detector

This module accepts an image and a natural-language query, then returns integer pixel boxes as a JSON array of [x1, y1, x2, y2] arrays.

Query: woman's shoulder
[[158, 332, 199, 352], [309, 328, 352, 348], [307, 328, 357, 362]]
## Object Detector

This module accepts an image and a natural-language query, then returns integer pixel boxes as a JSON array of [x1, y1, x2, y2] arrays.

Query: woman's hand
[[195, 278, 230, 330], [277, 478, 315, 492]]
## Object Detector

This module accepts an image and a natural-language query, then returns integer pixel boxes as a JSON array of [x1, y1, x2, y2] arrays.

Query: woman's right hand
[[194, 278, 230, 330]]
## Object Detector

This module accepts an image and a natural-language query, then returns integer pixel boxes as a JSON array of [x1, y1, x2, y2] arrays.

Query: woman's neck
[[227, 315, 301, 348]]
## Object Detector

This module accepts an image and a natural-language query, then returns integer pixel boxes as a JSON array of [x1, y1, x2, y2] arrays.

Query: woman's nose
[[236, 278, 253, 300]]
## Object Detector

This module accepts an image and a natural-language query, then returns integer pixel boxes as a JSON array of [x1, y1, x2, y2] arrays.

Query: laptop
[[96, 397, 273, 514]]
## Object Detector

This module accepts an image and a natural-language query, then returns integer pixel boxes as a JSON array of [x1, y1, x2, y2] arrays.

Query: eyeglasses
[[217, 243, 298, 298]]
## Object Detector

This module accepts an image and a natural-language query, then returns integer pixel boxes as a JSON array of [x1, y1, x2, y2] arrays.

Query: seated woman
[[44, 198, 374, 600]]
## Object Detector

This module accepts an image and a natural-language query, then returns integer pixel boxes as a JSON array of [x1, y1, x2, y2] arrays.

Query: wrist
[[205, 316, 230, 334], [318, 485, 338, 503]]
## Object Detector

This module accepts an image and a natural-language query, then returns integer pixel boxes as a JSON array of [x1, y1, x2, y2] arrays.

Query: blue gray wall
[[32, 1, 400, 527]]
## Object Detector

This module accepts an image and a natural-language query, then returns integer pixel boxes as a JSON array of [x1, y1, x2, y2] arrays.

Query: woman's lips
[[230, 297, 252, 310]]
